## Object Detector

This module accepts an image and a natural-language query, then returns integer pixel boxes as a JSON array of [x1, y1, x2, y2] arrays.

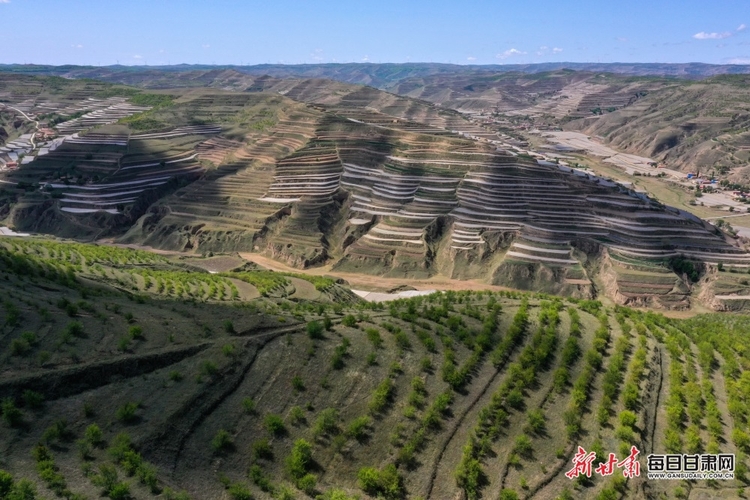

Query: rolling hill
[[0, 238, 748, 499]]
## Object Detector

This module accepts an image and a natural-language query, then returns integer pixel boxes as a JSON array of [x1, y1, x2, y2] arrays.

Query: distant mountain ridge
[[2, 61, 750, 89]]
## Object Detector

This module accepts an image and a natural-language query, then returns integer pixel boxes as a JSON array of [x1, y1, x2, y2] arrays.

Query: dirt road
[[238, 252, 510, 293]]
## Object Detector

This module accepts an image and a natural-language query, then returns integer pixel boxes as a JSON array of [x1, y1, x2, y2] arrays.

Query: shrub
[[252, 438, 273, 460], [357, 464, 403, 500], [499, 489, 519, 500], [264, 414, 286, 436], [92, 464, 120, 496], [85, 423, 104, 447], [420, 357, 433, 372], [733, 428, 750, 452], [615, 425, 634, 442], [621, 382, 639, 410], [289, 406, 305, 426], [368, 378, 394, 414], [121, 449, 143, 475], [108, 432, 133, 462], [65, 321, 85, 337], [223, 320, 235, 334], [242, 398, 256, 414], [331, 343, 347, 370], [513, 434, 533, 458], [342, 315, 357, 327], [116, 402, 139, 423], [292, 376, 305, 392], [553, 367, 570, 392], [42, 419, 73, 444], [318, 489, 359, 500], [307, 321, 324, 339], [5, 478, 38, 500], [117, 336, 131, 352], [66, 303, 79, 317], [296, 473, 317, 495], [619, 410, 637, 429], [199, 360, 217, 378], [365, 328, 383, 348], [227, 482, 253, 500], [136, 462, 159, 493], [10, 338, 31, 356], [248, 464, 272, 492], [212, 429, 233, 453], [22, 390, 44, 409], [525, 409, 546, 435], [358, 467, 380, 495], [222, 344, 235, 357], [77, 438, 94, 460], [313, 408, 339, 438], [455, 454, 484, 499], [128, 325, 144, 340], [1, 399, 22, 427], [346, 416, 371, 441], [506, 388, 524, 410], [286, 439, 313, 479]]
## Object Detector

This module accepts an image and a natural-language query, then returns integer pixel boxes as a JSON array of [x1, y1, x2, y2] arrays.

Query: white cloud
[[362, 55, 369, 62], [133, 55, 143, 59], [616, 37, 628, 42], [496, 48, 526, 60], [539, 45, 548, 50], [726, 57, 750, 64], [738, 24, 747, 32], [0, 1, 10, 4], [202, 44, 210, 49], [159, 49, 165, 53], [552, 47, 563, 53], [71, 44, 83, 49], [466, 56, 476, 61], [693, 31, 732, 40]]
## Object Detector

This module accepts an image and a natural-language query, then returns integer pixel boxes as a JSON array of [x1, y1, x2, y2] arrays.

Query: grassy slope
[[0, 239, 748, 500]]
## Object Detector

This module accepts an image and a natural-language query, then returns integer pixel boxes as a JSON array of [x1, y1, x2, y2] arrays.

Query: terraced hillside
[[0, 77, 314, 239], [127, 108, 750, 309], [2, 73, 750, 310], [6, 67, 750, 184], [0, 238, 749, 500]]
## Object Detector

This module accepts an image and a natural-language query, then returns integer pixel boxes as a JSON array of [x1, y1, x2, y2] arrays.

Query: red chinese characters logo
[[566, 445, 641, 479], [565, 447, 596, 479]]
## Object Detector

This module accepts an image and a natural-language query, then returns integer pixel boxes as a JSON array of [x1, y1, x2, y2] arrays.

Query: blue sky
[[1, 0, 749, 66]]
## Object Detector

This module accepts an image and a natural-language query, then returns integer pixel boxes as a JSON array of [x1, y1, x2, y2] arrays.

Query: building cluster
[[35, 127, 57, 141], [686, 173, 719, 189]]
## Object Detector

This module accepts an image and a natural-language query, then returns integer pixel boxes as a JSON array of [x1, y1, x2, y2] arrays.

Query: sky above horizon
[[1, 0, 749, 66]]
